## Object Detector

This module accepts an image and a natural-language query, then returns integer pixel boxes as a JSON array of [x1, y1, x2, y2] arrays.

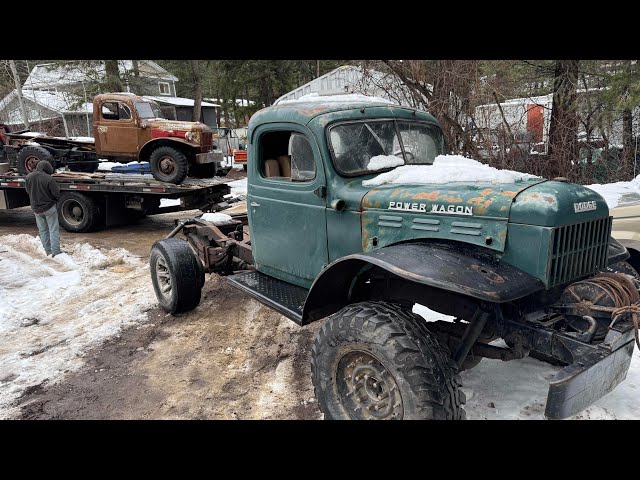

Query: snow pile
[[363, 155, 538, 187], [367, 155, 404, 171], [586, 175, 640, 208], [0, 234, 156, 418], [413, 303, 640, 419], [278, 92, 394, 105], [68, 136, 94, 143], [227, 178, 247, 196], [201, 212, 232, 223]]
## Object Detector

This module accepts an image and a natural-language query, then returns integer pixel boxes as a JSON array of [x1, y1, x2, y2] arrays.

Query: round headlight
[[185, 131, 194, 141]]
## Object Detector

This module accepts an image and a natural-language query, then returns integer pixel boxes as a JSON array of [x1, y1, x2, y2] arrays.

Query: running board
[[226, 271, 308, 324]]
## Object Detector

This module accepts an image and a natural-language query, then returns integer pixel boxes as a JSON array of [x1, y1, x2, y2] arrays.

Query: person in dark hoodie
[[24, 161, 62, 256]]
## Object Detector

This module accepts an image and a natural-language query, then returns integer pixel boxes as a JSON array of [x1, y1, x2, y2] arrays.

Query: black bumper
[[544, 316, 636, 419]]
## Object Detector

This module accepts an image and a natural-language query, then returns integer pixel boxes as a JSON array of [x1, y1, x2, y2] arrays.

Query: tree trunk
[[9, 60, 29, 129], [104, 60, 123, 92], [548, 60, 580, 180], [190, 60, 202, 122], [622, 108, 634, 177], [131, 59, 141, 95]]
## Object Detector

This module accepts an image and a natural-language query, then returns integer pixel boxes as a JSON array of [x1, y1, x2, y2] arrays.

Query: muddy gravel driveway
[[0, 185, 321, 419]]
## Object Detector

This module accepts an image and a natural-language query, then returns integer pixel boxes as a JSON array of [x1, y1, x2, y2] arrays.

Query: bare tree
[[548, 60, 580, 180], [190, 60, 202, 122], [104, 60, 123, 92]]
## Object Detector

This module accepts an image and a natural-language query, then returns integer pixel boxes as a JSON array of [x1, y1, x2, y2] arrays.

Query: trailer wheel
[[58, 192, 102, 232], [312, 301, 466, 420], [149, 146, 188, 184], [189, 162, 217, 178], [150, 238, 204, 314], [17, 145, 54, 175]]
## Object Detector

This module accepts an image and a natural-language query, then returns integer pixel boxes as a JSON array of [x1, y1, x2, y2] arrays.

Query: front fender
[[139, 137, 197, 161], [302, 241, 545, 324]]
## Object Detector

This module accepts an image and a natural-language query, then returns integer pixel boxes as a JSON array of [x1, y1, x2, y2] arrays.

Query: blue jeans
[[34, 205, 61, 256]]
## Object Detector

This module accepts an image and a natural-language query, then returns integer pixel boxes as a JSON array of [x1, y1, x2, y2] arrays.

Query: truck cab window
[[289, 133, 316, 181], [259, 130, 316, 182], [118, 104, 132, 120], [101, 102, 120, 120]]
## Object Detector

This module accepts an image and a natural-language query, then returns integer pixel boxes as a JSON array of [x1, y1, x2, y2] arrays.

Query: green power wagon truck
[[149, 97, 639, 420]]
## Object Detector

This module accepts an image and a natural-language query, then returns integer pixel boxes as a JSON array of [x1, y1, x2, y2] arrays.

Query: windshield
[[329, 120, 443, 175], [135, 102, 164, 119]]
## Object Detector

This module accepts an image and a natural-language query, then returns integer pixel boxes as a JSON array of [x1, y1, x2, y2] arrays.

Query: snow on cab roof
[[276, 92, 395, 106]]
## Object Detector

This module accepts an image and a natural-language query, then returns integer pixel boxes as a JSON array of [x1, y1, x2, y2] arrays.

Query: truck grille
[[201, 131, 213, 151], [548, 216, 612, 287]]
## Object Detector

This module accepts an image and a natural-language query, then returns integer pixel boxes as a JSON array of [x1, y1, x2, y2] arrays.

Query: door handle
[[250, 202, 260, 207]]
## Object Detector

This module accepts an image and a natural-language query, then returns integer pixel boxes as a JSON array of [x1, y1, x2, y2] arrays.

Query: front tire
[[311, 301, 466, 420], [58, 192, 102, 232], [150, 238, 204, 314], [17, 145, 54, 175], [149, 146, 188, 184]]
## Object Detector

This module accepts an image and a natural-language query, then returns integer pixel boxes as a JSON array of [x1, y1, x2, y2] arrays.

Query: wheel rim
[[155, 255, 172, 299], [336, 351, 403, 420], [158, 156, 177, 177], [25, 155, 41, 172], [61, 199, 84, 226]]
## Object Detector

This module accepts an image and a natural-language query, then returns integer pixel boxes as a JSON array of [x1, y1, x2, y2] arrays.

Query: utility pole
[[9, 60, 30, 129]]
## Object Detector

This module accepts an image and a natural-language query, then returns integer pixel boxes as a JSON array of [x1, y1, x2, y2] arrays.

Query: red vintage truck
[[2, 93, 230, 184]]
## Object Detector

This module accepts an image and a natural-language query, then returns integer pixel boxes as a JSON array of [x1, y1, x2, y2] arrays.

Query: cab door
[[94, 100, 139, 156], [247, 124, 328, 289]]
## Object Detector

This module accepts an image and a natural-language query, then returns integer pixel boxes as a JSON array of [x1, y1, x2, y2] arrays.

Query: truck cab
[[151, 97, 640, 420], [93, 93, 226, 183]]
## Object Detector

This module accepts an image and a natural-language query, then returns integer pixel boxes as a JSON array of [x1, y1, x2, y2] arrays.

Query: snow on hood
[[585, 175, 640, 208], [362, 155, 538, 187], [366, 155, 404, 171]]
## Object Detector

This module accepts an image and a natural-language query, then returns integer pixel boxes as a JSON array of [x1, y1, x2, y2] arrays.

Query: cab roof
[[248, 101, 439, 139]]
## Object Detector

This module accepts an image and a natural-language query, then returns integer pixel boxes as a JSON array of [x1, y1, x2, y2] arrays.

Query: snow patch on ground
[[363, 155, 538, 187], [201, 212, 232, 223], [279, 92, 394, 105], [413, 303, 640, 419], [0, 234, 156, 418], [586, 175, 640, 208], [367, 155, 405, 171], [227, 178, 247, 196]]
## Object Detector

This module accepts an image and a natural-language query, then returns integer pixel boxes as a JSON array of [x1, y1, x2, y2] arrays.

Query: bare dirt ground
[[0, 171, 323, 420]]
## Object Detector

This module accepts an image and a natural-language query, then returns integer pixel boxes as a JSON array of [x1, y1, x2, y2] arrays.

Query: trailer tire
[[312, 301, 466, 420], [58, 192, 102, 232], [189, 162, 217, 178], [149, 146, 188, 184], [17, 145, 54, 175], [150, 238, 204, 314]]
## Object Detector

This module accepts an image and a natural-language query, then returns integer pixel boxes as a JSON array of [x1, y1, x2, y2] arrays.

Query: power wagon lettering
[[389, 201, 473, 216]]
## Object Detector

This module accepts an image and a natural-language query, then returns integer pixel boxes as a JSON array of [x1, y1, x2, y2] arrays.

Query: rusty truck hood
[[141, 119, 211, 132], [361, 180, 540, 219]]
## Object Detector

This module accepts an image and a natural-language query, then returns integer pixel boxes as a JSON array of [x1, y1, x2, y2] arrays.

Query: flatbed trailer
[[0, 170, 231, 233]]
